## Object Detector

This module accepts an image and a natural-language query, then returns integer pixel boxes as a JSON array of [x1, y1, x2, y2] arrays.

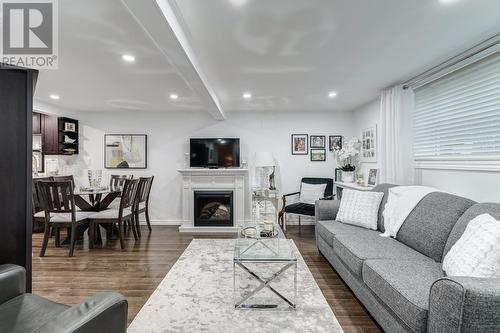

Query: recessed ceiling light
[[122, 54, 135, 63], [169, 94, 179, 100], [49, 94, 60, 100], [243, 92, 252, 99], [328, 91, 337, 98]]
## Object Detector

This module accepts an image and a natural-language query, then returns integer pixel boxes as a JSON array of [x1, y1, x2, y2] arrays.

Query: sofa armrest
[[428, 276, 500, 333], [315, 199, 341, 222], [33, 291, 128, 333], [0, 264, 26, 304]]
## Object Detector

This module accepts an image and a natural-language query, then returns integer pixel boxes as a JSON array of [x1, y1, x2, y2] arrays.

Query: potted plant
[[335, 137, 360, 183]]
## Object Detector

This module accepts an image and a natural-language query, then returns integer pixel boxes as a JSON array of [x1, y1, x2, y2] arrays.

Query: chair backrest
[[110, 175, 133, 188], [136, 176, 154, 205], [53, 175, 75, 188], [119, 178, 140, 212], [301, 177, 334, 198], [38, 181, 76, 216], [32, 177, 53, 214]]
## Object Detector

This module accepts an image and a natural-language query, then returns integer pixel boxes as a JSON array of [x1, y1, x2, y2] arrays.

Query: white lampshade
[[255, 152, 275, 167]]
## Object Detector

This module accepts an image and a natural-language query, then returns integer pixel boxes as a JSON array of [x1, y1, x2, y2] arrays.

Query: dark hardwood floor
[[32, 225, 380, 333]]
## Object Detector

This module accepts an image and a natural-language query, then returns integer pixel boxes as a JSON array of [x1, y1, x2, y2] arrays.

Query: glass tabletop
[[234, 223, 296, 262], [74, 185, 121, 195]]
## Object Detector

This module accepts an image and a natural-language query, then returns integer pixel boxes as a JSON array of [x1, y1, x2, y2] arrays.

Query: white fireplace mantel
[[177, 168, 249, 232]]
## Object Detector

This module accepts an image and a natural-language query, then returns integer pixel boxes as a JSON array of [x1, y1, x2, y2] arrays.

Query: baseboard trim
[[138, 220, 182, 226]]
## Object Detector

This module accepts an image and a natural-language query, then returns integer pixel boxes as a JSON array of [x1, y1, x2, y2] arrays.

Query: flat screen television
[[190, 138, 240, 168]]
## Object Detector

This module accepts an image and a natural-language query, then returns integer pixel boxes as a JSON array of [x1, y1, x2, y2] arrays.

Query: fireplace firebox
[[194, 191, 234, 227]]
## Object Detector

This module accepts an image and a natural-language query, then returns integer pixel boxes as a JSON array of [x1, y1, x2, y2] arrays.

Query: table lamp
[[255, 152, 276, 190]]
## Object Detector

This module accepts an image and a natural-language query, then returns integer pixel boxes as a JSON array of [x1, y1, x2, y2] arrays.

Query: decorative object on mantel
[[361, 125, 377, 162], [329, 135, 343, 151], [336, 137, 360, 183], [310, 148, 326, 161], [255, 152, 276, 190], [310, 135, 326, 148], [105, 134, 147, 169], [367, 168, 379, 186], [291, 134, 308, 155]]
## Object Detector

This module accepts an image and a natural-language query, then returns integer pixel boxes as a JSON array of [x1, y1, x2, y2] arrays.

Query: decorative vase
[[342, 171, 355, 183]]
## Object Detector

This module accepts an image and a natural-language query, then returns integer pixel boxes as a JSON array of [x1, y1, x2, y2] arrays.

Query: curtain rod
[[402, 33, 500, 90]]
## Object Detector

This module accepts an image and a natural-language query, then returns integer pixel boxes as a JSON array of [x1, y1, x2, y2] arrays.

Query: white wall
[[54, 110, 354, 223], [351, 99, 500, 202], [352, 99, 380, 179]]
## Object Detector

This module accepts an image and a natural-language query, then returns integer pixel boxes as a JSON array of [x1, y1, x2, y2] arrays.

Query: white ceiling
[[34, 0, 500, 117]]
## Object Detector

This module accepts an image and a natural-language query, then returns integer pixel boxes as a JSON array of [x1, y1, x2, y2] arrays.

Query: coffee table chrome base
[[234, 261, 297, 310]]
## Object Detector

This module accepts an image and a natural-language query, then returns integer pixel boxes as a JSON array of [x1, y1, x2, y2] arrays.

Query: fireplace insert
[[194, 191, 234, 227]]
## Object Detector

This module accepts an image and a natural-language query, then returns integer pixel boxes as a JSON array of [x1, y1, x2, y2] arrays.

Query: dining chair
[[53, 175, 75, 188], [32, 177, 53, 232], [134, 176, 154, 237], [110, 175, 133, 188], [89, 178, 140, 250], [38, 180, 92, 257]]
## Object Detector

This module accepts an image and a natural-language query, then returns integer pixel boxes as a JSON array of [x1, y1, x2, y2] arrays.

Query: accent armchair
[[278, 177, 334, 230], [0, 264, 128, 333]]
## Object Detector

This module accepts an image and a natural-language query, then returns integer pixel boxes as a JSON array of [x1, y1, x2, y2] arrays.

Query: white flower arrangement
[[335, 137, 360, 171]]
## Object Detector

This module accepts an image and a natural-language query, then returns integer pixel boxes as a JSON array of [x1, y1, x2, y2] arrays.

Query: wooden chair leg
[[69, 225, 77, 257], [55, 228, 61, 247], [117, 221, 125, 250], [145, 209, 152, 232], [299, 216, 301, 228], [39, 224, 51, 257], [130, 217, 138, 240], [135, 212, 141, 238], [89, 222, 95, 249]]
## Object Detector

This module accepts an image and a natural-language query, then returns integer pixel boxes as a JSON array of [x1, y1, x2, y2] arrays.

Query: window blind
[[414, 52, 500, 161]]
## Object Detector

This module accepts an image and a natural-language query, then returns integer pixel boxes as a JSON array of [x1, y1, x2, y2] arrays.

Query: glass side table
[[233, 222, 297, 310], [252, 187, 280, 224]]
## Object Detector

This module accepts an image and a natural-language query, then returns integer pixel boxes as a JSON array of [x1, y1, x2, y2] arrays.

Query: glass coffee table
[[233, 222, 297, 309]]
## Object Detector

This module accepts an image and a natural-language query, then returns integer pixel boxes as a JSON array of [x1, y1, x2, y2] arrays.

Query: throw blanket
[[381, 186, 439, 238]]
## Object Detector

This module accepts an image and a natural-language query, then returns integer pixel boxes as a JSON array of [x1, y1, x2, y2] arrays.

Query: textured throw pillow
[[299, 182, 327, 204], [336, 189, 384, 230], [442, 213, 500, 278]]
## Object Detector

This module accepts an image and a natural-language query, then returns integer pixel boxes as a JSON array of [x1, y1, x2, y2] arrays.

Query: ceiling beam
[[121, 0, 225, 120]]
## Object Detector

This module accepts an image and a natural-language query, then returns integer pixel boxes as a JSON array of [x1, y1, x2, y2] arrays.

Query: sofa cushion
[[333, 232, 432, 277], [396, 192, 475, 262], [0, 294, 69, 333], [316, 220, 373, 247], [443, 203, 500, 258], [371, 183, 397, 233], [363, 259, 444, 333]]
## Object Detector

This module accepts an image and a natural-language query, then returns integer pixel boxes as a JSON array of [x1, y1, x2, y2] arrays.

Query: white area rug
[[128, 239, 343, 333]]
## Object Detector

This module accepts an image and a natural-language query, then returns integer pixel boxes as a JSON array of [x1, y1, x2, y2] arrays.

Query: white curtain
[[379, 85, 415, 185]]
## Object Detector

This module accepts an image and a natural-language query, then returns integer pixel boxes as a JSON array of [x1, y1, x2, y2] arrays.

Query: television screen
[[190, 138, 240, 168]]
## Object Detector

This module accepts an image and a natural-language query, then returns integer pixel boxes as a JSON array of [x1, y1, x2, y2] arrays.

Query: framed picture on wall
[[361, 125, 377, 162], [310, 135, 326, 148], [329, 135, 343, 151], [105, 134, 148, 169], [291, 134, 308, 155], [310, 148, 326, 161], [367, 168, 378, 186]]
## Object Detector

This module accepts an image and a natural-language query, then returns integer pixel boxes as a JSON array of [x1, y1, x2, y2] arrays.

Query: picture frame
[[310, 135, 326, 148], [291, 134, 308, 155], [329, 135, 343, 152], [64, 122, 76, 132], [310, 148, 326, 162], [105, 134, 148, 169], [367, 168, 378, 186], [361, 125, 377, 162]]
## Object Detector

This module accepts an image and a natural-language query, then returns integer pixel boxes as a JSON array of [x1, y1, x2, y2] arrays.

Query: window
[[414, 52, 500, 169]]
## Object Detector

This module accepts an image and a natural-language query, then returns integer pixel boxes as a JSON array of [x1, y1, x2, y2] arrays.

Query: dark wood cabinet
[[32, 112, 41, 134], [0, 66, 38, 292], [41, 113, 59, 155]]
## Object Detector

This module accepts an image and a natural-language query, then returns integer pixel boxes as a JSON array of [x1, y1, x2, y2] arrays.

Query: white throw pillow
[[299, 182, 327, 204], [336, 189, 384, 230], [442, 213, 500, 278]]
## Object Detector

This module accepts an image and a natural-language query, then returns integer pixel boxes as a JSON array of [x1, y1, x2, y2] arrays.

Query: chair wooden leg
[[117, 221, 125, 250], [69, 225, 77, 257], [299, 216, 301, 228], [130, 217, 138, 240], [145, 209, 152, 232], [89, 222, 95, 249], [55, 228, 61, 247], [135, 212, 141, 238], [39, 225, 50, 257]]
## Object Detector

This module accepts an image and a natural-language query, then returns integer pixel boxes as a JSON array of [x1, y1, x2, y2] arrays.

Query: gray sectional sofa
[[315, 184, 500, 333]]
